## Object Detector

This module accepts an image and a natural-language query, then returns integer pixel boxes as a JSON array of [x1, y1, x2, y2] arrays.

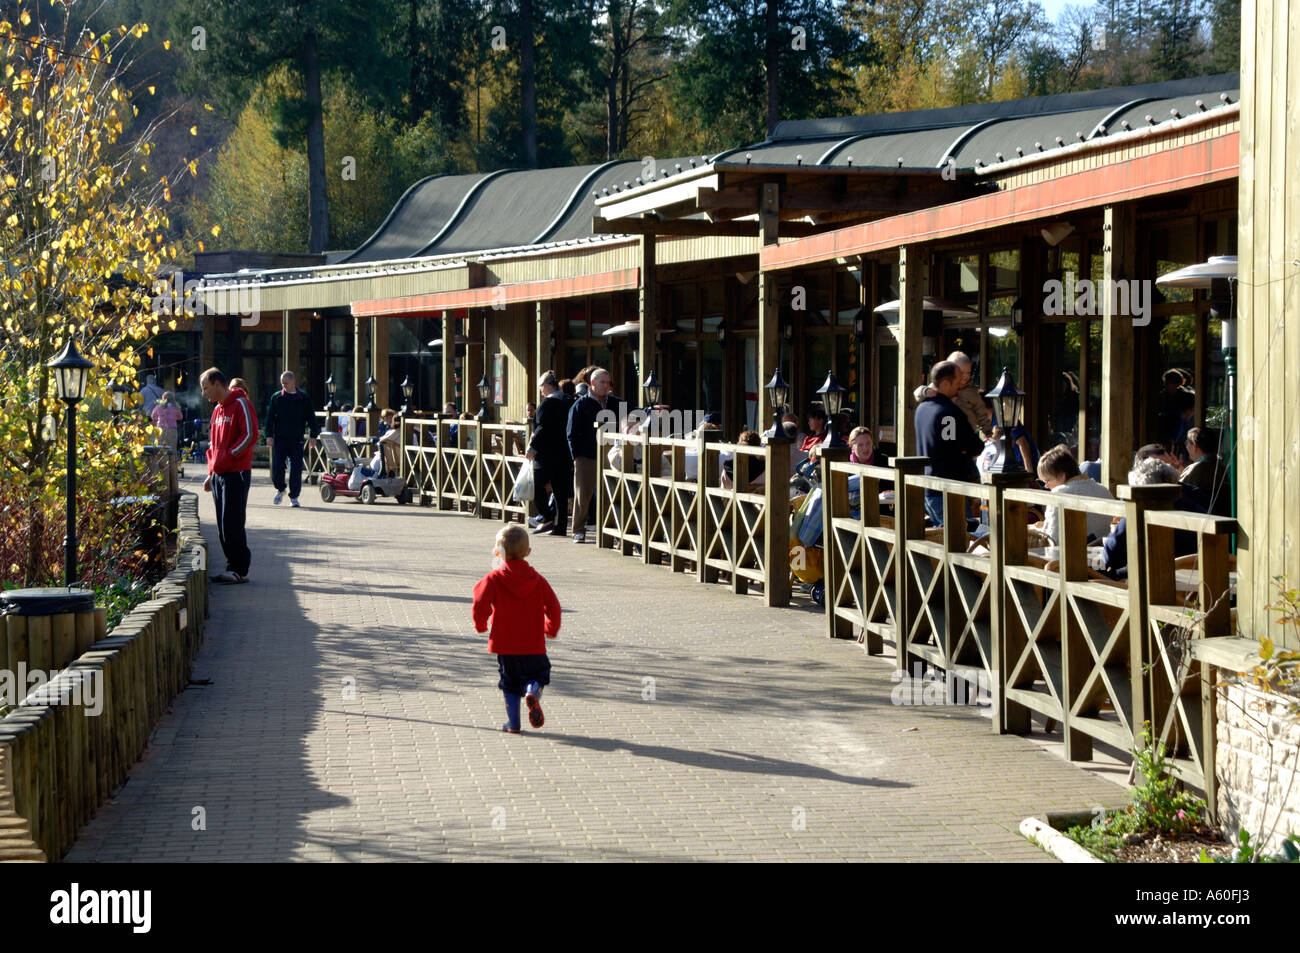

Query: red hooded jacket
[[472, 559, 561, 655], [207, 386, 258, 475]]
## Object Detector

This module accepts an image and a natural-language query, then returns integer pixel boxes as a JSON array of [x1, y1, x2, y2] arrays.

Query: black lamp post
[[765, 367, 790, 419], [47, 339, 93, 586], [324, 373, 338, 412], [364, 374, 378, 412], [984, 367, 1026, 474], [476, 372, 492, 422], [400, 375, 414, 416], [110, 381, 129, 419], [642, 369, 663, 408], [816, 370, 846, 417]]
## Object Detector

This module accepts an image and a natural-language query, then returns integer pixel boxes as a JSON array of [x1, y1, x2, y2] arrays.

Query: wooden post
[[891, 457, 929, 665], [697, 430, 722, 584], [897, 246, 925, 456], [353, 312, 370, 408], [639, 236, 657, 392], [440, 312, 455, 411], [200, 315, 215, 377], [984, 470, 1033, 734], [282, 310, 301, 378], [371, 315, 389, 412], [1059, 504, 1094, 761], [763, 436, 792, 607], [757, 182, 781, 431], [1101, 203, 1136, 492], [1119, 483, 1180, 752], [641, 431, 657, 565], [820, 447, 853, 638], [51, 613, 75, 671]]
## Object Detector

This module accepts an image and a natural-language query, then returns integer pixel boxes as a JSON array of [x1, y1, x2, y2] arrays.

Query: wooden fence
[[394, 414, 533, 524], [819, 454, 1237, 802], [596, 430, 792, 606], [0, 492, 209, 861]]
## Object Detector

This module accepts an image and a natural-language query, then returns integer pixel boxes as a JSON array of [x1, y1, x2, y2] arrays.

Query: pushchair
[[788, 456, 862, 608], [317, 431, 412, 505]]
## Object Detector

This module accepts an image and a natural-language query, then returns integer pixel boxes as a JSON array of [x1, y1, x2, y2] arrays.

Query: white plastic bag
[[512, 460, 536, 502]]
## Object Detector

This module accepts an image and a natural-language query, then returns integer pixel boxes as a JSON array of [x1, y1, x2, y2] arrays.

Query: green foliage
[[95, 574, 156, 632], [1251, 578, 1300, 707], [1065, 724, 1207, 860], [1200, 828, 1300, 863]]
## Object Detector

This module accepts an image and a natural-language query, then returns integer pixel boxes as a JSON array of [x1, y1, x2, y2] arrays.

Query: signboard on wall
[[492, 353, 505, 405]]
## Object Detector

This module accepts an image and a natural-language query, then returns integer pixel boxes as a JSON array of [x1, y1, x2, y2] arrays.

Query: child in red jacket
[[472, 524, 562, 733]]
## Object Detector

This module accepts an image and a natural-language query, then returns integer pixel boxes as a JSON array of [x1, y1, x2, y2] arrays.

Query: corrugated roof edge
[[532, 159, 629, 244], [976, 100, 1239, 176], [768, 73, 1240, 141], [336, 173, 445, 263], [413, 168, 517, 257]]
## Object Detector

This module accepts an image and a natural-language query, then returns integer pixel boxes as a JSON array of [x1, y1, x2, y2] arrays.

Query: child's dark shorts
[[497, 653, 551, 695]]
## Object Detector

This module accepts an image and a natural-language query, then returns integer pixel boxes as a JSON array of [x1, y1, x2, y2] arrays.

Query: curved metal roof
[[335, 74, 1237, 262]]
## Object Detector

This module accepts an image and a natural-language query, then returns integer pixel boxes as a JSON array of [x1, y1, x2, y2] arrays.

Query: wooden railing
[[391, 414, 533, 524], [596, 430, 792, 606], [819, 457, 1236, 802]]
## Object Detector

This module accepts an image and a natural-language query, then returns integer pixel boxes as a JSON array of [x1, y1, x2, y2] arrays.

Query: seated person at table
[[1180, 427, 1231, 517], [799, 405, 829, 453], [1029, 444, 1114, 545], [721, 430, 764, 489], [1100, 458, 1206, 579], [848, 426, 876, 465]]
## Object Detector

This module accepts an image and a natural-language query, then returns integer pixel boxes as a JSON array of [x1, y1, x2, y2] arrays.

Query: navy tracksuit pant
[[213, 470, 252, 576], [271, 438, 306, 499]]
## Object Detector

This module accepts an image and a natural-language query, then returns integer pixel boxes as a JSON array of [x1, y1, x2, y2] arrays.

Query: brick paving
[[66, 470, 1126, 862]]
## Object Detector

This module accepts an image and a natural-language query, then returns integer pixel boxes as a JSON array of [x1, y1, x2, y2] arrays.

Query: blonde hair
[[496, 524, 530, 560], [848, 426, 873, 444]]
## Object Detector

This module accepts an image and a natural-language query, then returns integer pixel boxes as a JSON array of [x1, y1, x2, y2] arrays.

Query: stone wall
[[1215, 680, 1300, 854]]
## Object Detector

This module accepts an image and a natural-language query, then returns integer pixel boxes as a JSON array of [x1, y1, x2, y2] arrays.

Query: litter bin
[[0, 588, 103, 679]]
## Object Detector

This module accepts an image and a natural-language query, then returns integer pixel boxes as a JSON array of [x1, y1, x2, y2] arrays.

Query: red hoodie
[[207, 386, 258, 475], [472, 558, 561, 655]]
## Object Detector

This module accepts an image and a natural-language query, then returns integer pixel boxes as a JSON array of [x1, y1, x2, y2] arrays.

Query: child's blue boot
[[502, 693, 522, 733], [524, 681, 544, 729]]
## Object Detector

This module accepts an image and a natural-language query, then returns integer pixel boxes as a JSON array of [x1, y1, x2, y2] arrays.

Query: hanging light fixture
[[400, 375, 414, 415], [364, 374, 378, 411]]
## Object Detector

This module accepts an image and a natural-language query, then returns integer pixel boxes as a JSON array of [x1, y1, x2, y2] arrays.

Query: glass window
[[701, 339, 724, 417], [566, 303, 587, 340], [670, 339, 698, 412], [941, 253, 980, 309], [878, 342, 898, 436], [836, 268, 861, 327]]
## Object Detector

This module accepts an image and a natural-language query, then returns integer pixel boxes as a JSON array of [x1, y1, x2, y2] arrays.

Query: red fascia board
[[352, 268, 641, 317], [760, 132, 1240, 271]]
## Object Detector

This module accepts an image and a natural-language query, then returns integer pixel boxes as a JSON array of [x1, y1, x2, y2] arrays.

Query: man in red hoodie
[[472, 524, 562, 732], [200, 368, 258, 584]]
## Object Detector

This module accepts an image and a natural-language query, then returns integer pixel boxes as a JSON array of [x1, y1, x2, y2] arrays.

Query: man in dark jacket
[[526, 371, 573, 537], [566, 367, 624, 542], [265, 370, 319, 508], [915, 361, 984, 527]]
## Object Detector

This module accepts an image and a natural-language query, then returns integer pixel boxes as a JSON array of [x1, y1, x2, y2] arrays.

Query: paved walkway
[[66, 470, 1125, 862]]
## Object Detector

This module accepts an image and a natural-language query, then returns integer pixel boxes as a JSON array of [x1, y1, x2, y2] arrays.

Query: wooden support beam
[[353, 313, 370, 407], [1101, 203, 1136, 492], [592, 216, 822, 238], [372, 315, 390, 411], [896, 244, 925, 455], [282, 310, 301, 383], [441, 311, 455, 411], [758, 182, 782, 431], [638, 236, 657, 400]]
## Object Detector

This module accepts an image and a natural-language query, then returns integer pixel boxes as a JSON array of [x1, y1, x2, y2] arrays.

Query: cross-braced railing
[[478, 422, 531, 524], [436, 417, 480, 513], [399, 416, 440, 505], [1140, 502, 1236, 802], [596, 430, 792, 606]]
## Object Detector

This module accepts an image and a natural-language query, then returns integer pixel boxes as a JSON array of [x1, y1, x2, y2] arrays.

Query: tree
[[1146, 0, 1203, 82], [1204, 0, 1240, 74], [172, 0, 399, 253], [0, 4, 186, 585], [666, 0, 867, 149], [967, 0, 1047, 99], [598, 0, 669, 159]]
